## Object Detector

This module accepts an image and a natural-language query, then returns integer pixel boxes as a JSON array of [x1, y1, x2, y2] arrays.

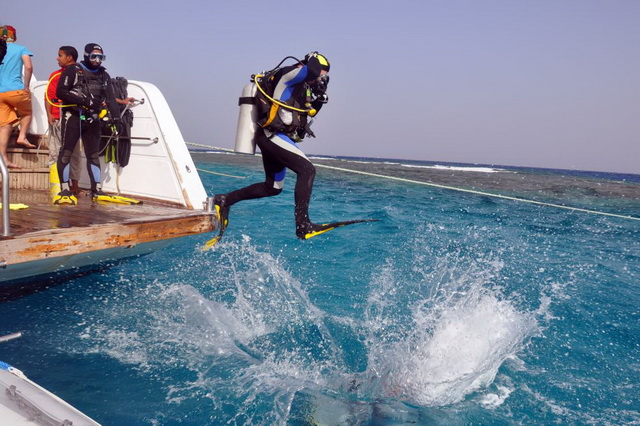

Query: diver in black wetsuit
[[53, 43, 120, 205], [214, 52, 331, 240]]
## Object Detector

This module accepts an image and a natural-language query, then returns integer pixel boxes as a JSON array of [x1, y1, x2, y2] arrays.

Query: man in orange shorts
[[0, 25, 35, 169]]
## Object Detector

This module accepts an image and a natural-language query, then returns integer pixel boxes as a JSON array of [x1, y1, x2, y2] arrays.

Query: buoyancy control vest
[[255, 65, 313, 138], [234, 57, 329, 154], [77, 63, 109, 103], [60, 63, 110, 111]]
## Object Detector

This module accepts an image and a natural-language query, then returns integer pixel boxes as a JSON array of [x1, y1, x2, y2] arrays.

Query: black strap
[[238, 96, 256, 106]]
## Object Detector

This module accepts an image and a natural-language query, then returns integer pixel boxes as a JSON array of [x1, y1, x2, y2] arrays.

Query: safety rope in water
[[186, 142, 233, 152], [197, 168, 246, 179], [184, 143, 638, 221], [185, 143, 245, 178], [314, 163, 640, 222]]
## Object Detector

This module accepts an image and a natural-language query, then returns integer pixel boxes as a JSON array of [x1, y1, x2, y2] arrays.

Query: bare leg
[[0, 124, 20, 168], [15, 114, 35, 148]]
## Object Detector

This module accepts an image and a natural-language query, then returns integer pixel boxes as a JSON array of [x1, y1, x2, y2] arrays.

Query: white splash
[[374, 293, 534, 406], [365, 247, 538, 407]]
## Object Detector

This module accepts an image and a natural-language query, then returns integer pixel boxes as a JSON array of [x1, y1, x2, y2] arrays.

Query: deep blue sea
[[1, 153, 639, 425]]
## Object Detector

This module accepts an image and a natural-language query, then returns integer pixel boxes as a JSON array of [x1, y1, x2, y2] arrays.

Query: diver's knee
[[59, 150, 73, 164], [88, 151, 100, 165], [268, 187, 283, 196], [263, 182, 283, 196], [301, 162, 316, 179]]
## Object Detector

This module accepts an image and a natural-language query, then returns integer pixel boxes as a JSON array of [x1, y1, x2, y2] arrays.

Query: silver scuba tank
[[233, 82, 258, 155]]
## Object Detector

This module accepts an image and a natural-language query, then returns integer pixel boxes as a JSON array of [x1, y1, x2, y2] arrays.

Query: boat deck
[[0, 189, 216, 269]]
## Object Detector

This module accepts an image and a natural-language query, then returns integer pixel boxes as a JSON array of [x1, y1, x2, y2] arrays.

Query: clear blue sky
[[4, 1, 639, 173]]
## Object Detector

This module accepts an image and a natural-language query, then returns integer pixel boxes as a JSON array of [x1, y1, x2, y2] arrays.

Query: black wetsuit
[[56, 61, 119, 191], [0, 39, 6, 65], [221, 63, 328, 236]]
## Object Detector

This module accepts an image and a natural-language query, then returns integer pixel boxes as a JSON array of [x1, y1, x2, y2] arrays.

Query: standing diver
[[213, 52, 332, 242], [53, 43, 120, 205]]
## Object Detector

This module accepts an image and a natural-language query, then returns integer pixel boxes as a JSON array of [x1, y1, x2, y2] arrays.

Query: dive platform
[[0, 78, 217, 287], [0, 187, 214, 284]]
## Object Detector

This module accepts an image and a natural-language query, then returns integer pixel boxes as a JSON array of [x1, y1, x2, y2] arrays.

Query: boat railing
[[0, 154, 10, 237]]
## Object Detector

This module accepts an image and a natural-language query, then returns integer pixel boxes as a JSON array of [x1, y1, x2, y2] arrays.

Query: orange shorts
[[0, 89, 32, 126]]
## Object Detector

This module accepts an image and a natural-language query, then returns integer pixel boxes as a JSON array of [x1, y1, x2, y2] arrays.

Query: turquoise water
[[1, 153, 639, 425]]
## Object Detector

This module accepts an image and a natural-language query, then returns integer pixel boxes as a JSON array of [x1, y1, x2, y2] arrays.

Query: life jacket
[[255, 65, 313, 139]]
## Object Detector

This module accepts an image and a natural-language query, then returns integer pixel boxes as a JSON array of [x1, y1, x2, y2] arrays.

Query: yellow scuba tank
[[233, 82, 258, 155]]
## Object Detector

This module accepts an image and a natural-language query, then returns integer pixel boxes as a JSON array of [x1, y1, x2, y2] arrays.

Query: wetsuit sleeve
[[273, 66, 308, 102], [57, 66, 89, 107], [103, 73, 120, 119]]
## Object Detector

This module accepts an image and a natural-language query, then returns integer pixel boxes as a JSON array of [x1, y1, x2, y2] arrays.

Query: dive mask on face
[[89, 53, 106, 62]]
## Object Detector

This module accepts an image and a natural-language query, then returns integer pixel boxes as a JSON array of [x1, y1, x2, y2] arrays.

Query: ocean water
[[1, 153, 639, 425]]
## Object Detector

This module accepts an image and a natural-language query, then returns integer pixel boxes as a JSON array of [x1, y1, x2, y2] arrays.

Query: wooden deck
[[0, 188, 216, 268]]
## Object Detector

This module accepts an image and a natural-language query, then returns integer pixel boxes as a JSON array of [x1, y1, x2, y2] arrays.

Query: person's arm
[[44, 96, 54, 125], [56, 66, 89, 107], [45, 74, 59, 125], [116, 97, 134, 105], [22, 55, 33, 91]]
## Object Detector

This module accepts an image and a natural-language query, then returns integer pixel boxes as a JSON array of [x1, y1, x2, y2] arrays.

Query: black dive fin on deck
[[301, 219, 379, 240]]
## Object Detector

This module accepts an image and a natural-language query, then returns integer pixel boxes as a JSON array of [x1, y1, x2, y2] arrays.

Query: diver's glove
[[315, 93, 328, 103], [311, 93, 329, 111]]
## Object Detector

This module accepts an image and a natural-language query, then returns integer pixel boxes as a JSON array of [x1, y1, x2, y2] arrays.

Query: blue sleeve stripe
[[277, 67, 308, 101]]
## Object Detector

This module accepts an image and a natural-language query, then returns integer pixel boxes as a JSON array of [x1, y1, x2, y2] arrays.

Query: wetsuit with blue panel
[[215, 53, 331, 239], [54, 43, 119, 204]]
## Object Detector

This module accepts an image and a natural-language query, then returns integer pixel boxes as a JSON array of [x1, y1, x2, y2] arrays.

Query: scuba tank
[[233, 82, 258, 155]]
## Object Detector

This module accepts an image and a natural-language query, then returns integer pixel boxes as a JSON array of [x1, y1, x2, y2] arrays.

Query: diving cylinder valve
[[234, 82, 258, 155]]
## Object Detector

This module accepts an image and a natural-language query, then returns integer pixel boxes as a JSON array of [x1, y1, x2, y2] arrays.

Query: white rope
[[186, 144, 246, 178], [185, 143, 639, 222], [196, 168, 246, 179], [314, 163, 640, 222], [186, 142, 234, 152]]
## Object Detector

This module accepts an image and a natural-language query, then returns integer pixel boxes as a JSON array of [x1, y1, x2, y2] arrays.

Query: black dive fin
[[301, 219, 379, 240], [202, 204, 229, 251]]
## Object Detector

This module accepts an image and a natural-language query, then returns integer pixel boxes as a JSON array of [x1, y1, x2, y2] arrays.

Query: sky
[[3, 0, 639, 174]]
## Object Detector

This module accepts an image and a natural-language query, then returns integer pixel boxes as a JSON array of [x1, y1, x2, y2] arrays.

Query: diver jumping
[[211, 52, 332, 244]]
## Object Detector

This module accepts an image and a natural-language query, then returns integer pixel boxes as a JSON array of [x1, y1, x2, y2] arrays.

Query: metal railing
[[0, 154, 10, 236]]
